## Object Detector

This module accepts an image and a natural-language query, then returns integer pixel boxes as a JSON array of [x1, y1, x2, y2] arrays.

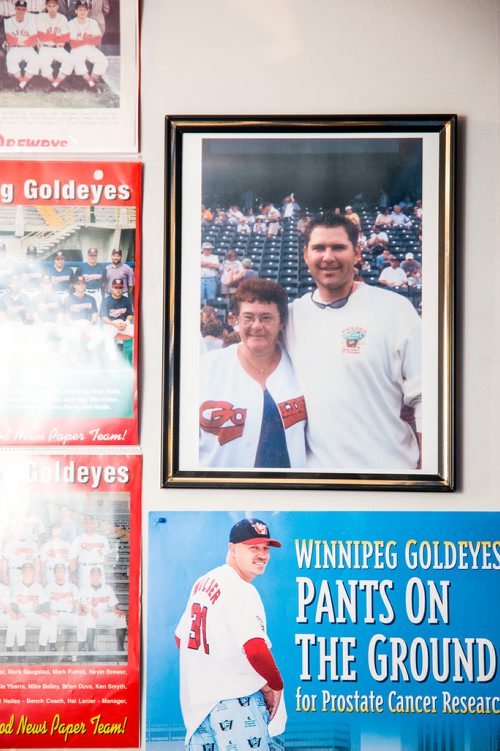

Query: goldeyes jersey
[[79, 583, 118, 615], [176, 564, 287, 743], [70, 533, 110, 564], [11, 581, 47, 614], [45, 581, 79, 614], [199, 344, 307, 468]]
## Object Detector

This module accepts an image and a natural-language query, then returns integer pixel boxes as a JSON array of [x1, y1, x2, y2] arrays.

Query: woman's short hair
[[235, 278, 288, 324]]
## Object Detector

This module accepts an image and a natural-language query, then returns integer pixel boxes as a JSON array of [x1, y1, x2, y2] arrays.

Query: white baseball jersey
[[46, 580, 79, 614], [40, 538, 72, 577], [12, 513, 46, 542], [176, 563, 285, 743], [68, 15, 101, 46], [4, 13, 38, 45], [80, 582, 118, 616], [3, 538, 39, 572], [37, 11, 70, 45], [70, 532, 110, 565], [286, 283, 422, 470], [11, 580, 47, 614], [199, 344, 307, 468]]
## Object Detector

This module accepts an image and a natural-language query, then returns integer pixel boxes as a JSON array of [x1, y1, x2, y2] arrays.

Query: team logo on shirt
[[200, 401, 247, 445], [202, 745, 216, 751], [342, 326, 367, 354], [238, 697, 251, 707], [247, 738, 262, 748], [244, 716, 257, 728], [278, 395, 307, 428], [219, 720, 233, 731]]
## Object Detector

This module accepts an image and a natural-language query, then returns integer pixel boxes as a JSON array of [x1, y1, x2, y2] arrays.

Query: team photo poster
[[146, 510, 500, 751], [0, 0, 138, 154], [0, 160, 140, 447], [0, 451, 141, 749], [163, 116, 455, 491]]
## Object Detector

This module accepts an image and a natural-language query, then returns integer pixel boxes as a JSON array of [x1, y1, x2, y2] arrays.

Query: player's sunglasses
[[309, 287, 353, 310]]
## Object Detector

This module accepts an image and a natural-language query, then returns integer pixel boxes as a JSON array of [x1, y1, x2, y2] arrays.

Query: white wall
[[139, 0, 500, 514]]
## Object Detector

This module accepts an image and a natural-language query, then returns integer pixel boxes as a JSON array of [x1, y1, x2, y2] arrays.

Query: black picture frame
[[162, 115, 456, 491]]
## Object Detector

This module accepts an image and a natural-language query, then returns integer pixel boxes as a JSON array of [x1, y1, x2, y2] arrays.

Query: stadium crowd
[[200, 192, 423, 349]]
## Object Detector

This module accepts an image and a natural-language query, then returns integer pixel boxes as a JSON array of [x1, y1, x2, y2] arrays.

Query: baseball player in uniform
[[4, 0, 40, 91], [21, 245, 45, 296], [69, 515, 111, 588], [0, 1, 15, 71], [36, 0, 72, 89], [1, 520, 40, 587], [79, 566, 126, 653], [0, 243, 16, 297], [68, 0, 108, 90], [285, 212, 422, 470], [48, 250, 75, 294], [176, 518, 286, 751], [105, 248, 135, 297], [32, 274, 64, 352], [80, 247, 106, 310], [99, 277, 134, 365], [40, 522, 72, 584], [6, 561, 51, 654], [0, 581, 11, 630], [45, 562, 85, 651], [60, 274, 103, 365]]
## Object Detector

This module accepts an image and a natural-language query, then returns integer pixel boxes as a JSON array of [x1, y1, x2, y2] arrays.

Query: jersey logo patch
[[342, 326, 367, 354], [238, 697, 251, 707], [278, 395, 307, 428], [247, 739, 262, 748], [219, 720, 233, 731], [200, 401, 247, 445]]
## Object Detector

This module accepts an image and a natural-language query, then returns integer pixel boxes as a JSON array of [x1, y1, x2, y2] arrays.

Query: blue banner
[[146, 511, 500, 750]]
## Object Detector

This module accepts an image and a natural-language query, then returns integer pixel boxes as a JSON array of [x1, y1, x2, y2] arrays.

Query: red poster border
[[0, 452, 141, 748]]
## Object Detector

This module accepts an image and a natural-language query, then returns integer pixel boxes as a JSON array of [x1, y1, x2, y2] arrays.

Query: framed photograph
[[163, 115, 456, 491], [0, 0, 138, 154]]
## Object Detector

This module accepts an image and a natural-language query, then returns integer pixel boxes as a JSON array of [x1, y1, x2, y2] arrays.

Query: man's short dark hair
[[235, 278, 288, 325], [304, 212, 359, 248]]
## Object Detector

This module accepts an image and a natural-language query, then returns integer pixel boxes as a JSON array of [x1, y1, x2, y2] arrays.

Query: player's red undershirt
[[175, 635, 283, 691]]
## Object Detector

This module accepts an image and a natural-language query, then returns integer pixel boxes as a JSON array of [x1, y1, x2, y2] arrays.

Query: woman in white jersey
[[199, 278, 307, 469]]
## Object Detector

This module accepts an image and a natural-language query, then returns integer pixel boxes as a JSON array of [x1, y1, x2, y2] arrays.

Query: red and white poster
[[0, 160, 140, 446], [0, 451, 141, 748], [0, 0, 138, 155]]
